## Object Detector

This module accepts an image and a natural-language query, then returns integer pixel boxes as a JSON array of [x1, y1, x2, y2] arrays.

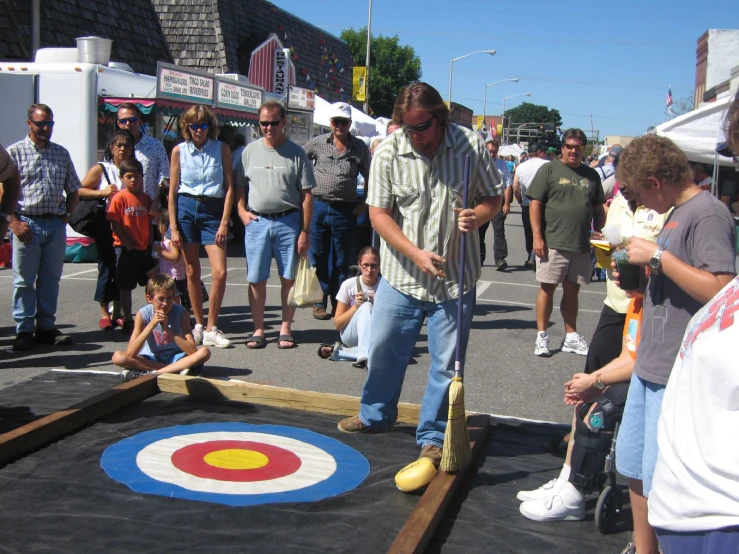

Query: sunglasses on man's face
[[259, 120, 283, 128], [118, 117, 140, 125], [402, 116, 434, 133], [30, 120, 55, 128], [562, 143, 584, 152], [188, 123, 209, 131], [332, 118, 351, 127]]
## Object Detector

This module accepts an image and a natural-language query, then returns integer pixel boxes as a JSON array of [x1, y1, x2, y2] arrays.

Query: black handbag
[[69, 163, 110, 237]]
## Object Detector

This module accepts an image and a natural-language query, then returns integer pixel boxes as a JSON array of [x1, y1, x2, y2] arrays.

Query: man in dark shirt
[[526, 128, 605, 358], [304, 102, 371, 320]]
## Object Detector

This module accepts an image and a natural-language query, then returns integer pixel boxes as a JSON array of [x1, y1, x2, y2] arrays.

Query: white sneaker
[[534, 332, 551, 357], [192, 324, 204, 346], [519, 493, 585, 522], [516, 477, 562, 502], [203, 326, 231, 348], [121, 369, 155, 382], [562, 333, 589, 356]]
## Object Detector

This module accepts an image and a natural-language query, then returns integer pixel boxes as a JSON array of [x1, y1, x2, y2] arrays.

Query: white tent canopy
[[654, 94, 734, 167], [313, 95, 378, 137], [499, 144, 524, 159]]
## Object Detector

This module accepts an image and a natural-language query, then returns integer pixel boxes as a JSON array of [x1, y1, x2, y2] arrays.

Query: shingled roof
[[152, 0, 354, 103], [0, 0, 173, 74]]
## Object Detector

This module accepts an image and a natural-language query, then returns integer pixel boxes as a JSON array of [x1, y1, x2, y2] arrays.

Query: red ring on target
[[171, 440, 302, 482]]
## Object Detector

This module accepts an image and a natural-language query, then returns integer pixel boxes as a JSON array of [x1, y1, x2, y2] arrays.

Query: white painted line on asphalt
[[478, 279, 607, 296], [475, 281, 491, 298], [476, 296, 602, 314], [61, 268, 98, 278], [51, 369, 121, 375]]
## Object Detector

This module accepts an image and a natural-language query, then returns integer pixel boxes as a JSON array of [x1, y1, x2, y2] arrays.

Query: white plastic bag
[[288, 257, 324, 307]]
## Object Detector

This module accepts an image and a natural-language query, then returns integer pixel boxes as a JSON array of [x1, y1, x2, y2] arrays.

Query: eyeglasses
[[118, 117, 140, 125], [113, 142, 132, 149], [259, 120, 282, 128], [360, 263, 379, 270], [188, 123, 209, 131], [30, 120, 55, 128], [332, 118, 351, 127], [562, 143, 585, 152], [402, 116, 434, 133]]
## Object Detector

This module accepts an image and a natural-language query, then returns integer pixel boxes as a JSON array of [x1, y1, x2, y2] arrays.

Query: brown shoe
[[419, 444, 443, 468], [337, 415, 370, 433], [313, 306, 331, 320]]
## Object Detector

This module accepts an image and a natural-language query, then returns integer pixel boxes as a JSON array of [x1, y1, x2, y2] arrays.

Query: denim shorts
[[244, 211, 300, 283], [615, 372, 666, 496], [141, 351, 187, 365], [177, 194, 225, 246]]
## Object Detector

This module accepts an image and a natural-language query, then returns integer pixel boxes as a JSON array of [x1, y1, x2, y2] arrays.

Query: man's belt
[[314, 198, 359, 207], [179, 192, 216, 202], [18, 213, 63, 219], [248, 207, 299, 219]]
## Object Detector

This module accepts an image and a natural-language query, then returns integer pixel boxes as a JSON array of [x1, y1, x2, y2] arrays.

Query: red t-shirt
[[107, 189, 152, 250]]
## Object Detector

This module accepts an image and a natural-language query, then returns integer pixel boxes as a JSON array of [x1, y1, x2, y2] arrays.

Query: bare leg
[[628, 478, 660, 554], [536, 283, 557, 332], [561, 279, 581, 334], [112, 348, 210, 374], [204, 243, 227, 331], [248, 280, 267, 345], [182, 243, 204, 326], [279, 276, 296, 347]]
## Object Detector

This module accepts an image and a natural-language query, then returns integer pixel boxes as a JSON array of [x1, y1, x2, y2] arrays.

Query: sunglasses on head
[[188, 123, 209, 131], [402, 116, 434, 133], [118, 117, 140, 125], [332, 118, 351, 127], [30, 120, 55, 128], [562, 143, 584, 152], [259, 120, 282, 128]]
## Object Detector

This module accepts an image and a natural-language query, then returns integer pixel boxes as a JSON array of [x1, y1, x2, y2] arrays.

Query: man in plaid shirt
[[7, 104, 81, 351], [304, 102, 371, 320]]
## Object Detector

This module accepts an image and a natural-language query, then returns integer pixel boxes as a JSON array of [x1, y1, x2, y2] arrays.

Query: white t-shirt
[[98, 161, 123, 191], [336, 276, 381, 307], [648, 276, 739, 532], [515, 158, 549, 207]]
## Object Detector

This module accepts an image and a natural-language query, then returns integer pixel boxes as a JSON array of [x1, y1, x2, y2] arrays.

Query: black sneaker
[[495, 259, 508, 271], [35, 328, 73, 346], [12, 332, 35, 351]]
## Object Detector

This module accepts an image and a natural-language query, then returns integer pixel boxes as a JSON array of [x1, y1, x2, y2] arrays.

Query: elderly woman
[[168, 106, 234, 348], [78, 129, 135, 329]]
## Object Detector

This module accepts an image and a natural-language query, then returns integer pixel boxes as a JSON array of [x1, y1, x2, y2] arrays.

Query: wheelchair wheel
[[595, 485, 620, 533]]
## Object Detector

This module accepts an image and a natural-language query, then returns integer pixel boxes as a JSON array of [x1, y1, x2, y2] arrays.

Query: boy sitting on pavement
[[113, 274, 210, 381]]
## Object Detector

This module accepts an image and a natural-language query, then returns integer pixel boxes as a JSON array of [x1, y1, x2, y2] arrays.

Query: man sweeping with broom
[[337, 82, 501, 473]]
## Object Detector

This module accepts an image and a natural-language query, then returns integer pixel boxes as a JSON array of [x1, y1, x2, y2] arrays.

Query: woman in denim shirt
[[168, 106, 234, 348]]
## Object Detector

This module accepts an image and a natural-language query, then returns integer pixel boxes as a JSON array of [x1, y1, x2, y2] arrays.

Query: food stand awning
[[101, 97, 259, 123]]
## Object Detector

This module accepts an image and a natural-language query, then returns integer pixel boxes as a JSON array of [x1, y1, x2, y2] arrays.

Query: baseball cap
[[329, 102, 352, 121], [529, 142, 546, 153], [609, 145, 624, 160]]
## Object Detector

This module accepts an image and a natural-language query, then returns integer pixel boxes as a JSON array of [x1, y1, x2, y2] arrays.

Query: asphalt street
[[0, 205, 608, 424]]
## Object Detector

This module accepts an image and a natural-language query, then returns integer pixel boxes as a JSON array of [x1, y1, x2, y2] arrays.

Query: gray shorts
[[536, 247, 591, 285]]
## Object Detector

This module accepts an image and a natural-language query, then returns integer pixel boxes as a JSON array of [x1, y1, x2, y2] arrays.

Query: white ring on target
[[135, 431, 337, 495]]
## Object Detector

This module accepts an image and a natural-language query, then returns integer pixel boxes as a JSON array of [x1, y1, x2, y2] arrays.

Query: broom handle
[[454, 155, 471, 379]]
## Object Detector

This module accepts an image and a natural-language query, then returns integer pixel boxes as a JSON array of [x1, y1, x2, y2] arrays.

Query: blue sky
[[272, 0, 738, 138]]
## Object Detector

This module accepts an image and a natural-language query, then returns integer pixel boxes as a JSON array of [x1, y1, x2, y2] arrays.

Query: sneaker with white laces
[[534, 332, 551, 357], [192, 324, 204, 346], [203, 326, 231, 348], [516, 477, 563, 502], [519, 493, 585, 522], [120, 369, 156, 382], [562, 333, 589, 356]]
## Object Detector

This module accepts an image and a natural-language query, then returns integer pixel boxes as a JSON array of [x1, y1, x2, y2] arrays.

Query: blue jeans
[[358, 279, 475, 447], [12, 216, 67, 333], [309, 199, 357, 307]]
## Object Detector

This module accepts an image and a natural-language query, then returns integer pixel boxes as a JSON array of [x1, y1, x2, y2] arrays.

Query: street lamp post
[[448, 49, 496, 106], [482, 78, 519, 135], [363, 0, 373, 114], [502, 92, 531, 145]]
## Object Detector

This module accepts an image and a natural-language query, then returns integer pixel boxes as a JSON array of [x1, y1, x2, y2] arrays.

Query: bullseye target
[[101, 423, 370, 506]]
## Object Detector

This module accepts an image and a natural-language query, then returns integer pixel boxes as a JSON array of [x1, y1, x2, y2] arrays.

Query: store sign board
[[287, 86, 315, 111], [216, 80, 264, 113], [157, 62, 214, 104]]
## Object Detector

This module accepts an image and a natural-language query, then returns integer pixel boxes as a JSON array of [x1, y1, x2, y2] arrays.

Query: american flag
[[666, 88, 673, 108]]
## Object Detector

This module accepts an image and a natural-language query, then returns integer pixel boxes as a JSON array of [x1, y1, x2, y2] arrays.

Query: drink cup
[[601, 225, 623, 246], [152, 241, 161, 259], [612, 248, 640, 290]]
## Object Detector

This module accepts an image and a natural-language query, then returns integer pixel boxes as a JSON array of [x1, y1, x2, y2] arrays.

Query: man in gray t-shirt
[[233, 102, 315, 350], [611, 135, 735, 554]]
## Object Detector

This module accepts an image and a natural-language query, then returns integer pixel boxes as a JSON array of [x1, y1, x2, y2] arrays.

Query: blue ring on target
[[101, 422, 370, 506]]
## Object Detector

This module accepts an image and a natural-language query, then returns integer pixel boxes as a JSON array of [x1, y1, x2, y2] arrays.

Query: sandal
[[246, 335, 266, 349], [99, 317, 114, 331], [317, 343, 335, 359], [277, 334, 297, 350]]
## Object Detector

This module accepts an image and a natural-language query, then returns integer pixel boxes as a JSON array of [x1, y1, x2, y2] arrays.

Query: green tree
[[503, 102, 563, 145], [340, 27, 421, 118], [672, 91, 695, 117]]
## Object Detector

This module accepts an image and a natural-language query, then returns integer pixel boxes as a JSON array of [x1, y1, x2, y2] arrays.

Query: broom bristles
[[440, 377, 471, 472]]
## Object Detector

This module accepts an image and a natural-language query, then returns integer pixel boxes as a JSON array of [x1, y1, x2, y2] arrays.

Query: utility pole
[[363, 0, 372, 114]]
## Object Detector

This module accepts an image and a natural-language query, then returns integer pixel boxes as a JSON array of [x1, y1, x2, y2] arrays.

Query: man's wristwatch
[[594, 374, 606, 390], [649, 246, 665, 275], [301, 228, 310, 233]]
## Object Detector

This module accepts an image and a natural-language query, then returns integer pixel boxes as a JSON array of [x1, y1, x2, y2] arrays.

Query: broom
[[439, 154, 472, 473]]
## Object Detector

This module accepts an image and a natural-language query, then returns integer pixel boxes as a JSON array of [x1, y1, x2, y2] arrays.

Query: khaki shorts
[[536, 248, 591, 285]]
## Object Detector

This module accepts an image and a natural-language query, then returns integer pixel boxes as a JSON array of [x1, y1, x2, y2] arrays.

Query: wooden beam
[[157, 374, 426, 424], [386, 414, 491, 554], [0, 375, 159, 465]]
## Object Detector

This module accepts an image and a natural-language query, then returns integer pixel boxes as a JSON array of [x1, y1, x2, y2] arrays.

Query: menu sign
[[216, 80, 264, 113], [287, 86, 315, 111], [156, 62, 214, 104]]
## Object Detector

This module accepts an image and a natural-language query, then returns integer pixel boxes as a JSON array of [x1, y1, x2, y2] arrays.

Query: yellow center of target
[[203, 449, 269, 470]]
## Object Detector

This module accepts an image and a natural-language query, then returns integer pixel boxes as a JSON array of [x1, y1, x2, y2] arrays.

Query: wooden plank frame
[[0, 374, 489, 553]]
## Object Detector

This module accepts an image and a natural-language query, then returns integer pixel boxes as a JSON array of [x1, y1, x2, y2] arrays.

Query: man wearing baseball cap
[[513, 142, 550, 268], [304, 102, 371, 320]]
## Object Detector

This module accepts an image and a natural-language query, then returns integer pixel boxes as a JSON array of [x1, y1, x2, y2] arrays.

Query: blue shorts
[[140, 351, 187, 365], [615, 372, 666, 496], [244, 211, 300, 283], [656, 526, 739, 554], [177, 194, 225, 246]]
